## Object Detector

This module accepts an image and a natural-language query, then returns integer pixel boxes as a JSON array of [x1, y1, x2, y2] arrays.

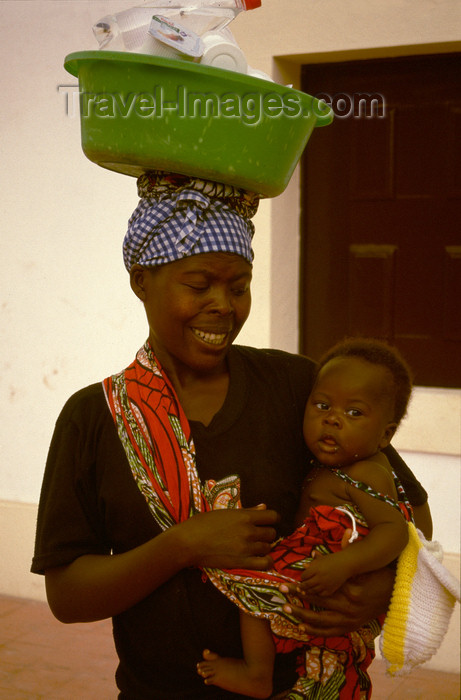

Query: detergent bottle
[[93, 1, 261, 62]]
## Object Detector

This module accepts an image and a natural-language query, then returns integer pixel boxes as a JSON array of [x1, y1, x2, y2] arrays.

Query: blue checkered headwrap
[[123, 183, 256, 271]]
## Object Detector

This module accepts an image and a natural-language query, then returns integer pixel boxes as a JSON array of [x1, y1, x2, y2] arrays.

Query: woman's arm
[[46, 506, 279, 624], [413, 502, 433, 539]]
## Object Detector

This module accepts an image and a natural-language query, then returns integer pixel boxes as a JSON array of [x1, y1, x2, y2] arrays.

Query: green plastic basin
[[64, 51, 333, 197]]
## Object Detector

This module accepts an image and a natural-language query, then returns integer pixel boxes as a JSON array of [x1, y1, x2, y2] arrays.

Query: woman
[[32, 171, 432, 699]]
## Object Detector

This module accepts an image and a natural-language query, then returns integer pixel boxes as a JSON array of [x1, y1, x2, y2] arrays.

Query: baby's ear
[[380, 422, 398, 448]]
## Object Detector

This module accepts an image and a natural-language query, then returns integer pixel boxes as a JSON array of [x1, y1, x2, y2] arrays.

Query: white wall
[[0, 0, 273, 505], [0, 0, 459, 674]]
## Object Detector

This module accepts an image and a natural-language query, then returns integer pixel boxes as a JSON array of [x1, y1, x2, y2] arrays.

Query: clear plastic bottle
[[141, 0, 261, 35], [93, 0, 261, 56]]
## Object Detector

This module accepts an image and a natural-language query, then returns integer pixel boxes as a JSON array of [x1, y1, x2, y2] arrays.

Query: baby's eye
[[346, 408, 363, 417], [314, 401, 330, 411]]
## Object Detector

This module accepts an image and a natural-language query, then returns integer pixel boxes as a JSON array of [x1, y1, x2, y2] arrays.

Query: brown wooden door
[[300, 53, 461, 388]]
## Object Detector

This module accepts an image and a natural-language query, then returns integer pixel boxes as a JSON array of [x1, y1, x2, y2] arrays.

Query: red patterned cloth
[[103, 343, 208, 530]]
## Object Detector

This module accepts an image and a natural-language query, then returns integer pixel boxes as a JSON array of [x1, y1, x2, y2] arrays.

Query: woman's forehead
[[165, 252, 252, 275]]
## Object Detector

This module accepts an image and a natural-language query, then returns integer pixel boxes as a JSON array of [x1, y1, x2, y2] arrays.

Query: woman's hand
[[281, 566, 395, 637], [45, 505, 279, 624], [178, 505, 280, 571]]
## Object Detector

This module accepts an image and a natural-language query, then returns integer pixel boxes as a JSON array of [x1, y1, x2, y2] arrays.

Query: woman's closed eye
[[185, 283, 209, 292], [232, 286, 250, 297]]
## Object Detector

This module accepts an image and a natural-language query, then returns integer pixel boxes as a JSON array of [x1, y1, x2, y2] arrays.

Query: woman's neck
[[148, 341, 230, 427], [176, 371, 230, 426]]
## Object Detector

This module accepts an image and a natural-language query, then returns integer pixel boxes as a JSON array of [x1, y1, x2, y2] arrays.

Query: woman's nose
[[209, 288, 233, 314]]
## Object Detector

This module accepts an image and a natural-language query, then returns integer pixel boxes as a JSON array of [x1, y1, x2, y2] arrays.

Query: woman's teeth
[[192, 328, 227, 345]]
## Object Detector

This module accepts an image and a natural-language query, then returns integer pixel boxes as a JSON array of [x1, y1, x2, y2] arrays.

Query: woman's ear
[[379, 422, 398, 449], [130, 264, 147, 301]]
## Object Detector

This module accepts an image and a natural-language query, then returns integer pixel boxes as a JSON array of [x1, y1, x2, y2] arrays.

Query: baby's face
[[303, 356, 397, 467]]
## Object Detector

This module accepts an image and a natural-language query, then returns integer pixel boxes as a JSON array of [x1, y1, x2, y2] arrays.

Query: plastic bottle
[[93, 1, 261, 58]]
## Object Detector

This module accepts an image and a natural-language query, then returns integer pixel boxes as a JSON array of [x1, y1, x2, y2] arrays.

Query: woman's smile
[[191, 328, 229, 346]]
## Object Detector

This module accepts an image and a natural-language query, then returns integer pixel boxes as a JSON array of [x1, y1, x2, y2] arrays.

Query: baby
[[197, 337, 414, 699]]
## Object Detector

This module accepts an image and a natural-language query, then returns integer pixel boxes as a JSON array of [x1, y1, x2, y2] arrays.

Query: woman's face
[[131, 252, 252, 377]]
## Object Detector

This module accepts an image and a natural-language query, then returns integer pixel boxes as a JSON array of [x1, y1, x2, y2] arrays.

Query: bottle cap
[[200, 32, 247, 73], [243, 0, 262, 9]]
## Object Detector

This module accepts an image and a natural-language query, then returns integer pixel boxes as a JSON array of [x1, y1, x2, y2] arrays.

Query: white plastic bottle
[[93, 0, 261, 58]]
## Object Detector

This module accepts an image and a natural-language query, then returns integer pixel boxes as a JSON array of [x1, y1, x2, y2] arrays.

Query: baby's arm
[[302, 463, 409, 596]]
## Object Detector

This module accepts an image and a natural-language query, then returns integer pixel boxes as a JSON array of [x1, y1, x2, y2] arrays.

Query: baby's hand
[[300, 553, 347, 596]]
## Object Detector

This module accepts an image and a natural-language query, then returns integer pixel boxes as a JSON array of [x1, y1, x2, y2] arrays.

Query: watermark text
[[58, 84, 385, 124]]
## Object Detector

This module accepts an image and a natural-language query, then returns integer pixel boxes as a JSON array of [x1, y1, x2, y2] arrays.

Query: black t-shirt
[[32, 346, 427, 699]]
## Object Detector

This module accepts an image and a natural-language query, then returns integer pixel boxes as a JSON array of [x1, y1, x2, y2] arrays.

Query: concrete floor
[[0, 595, 459, 699]]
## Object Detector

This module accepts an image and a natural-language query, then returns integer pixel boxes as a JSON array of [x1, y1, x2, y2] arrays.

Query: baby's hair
[[318, 337, 413, 424]]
